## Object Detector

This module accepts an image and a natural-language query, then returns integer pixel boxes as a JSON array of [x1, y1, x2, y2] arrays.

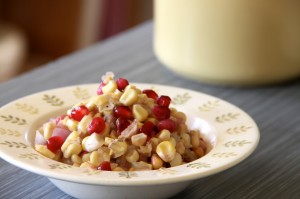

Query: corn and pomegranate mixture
[[34, 73, 207, 171]]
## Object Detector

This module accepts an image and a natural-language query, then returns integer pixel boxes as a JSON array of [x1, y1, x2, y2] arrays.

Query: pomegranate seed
[[140, 121, 155, 136], [157, 118, 177, 132], [116, 118, 131, 135], [70, 105, 89, 121], [55, 114, 67, 124], [142, 89, 158, 100], [116, 78, 129, 91], [88, 117, 106, 134], [97, 161, 111, 171], [46, 136, 64, 153], [113, 105, 133, 119], [152, 105, 170, 120], [157, 95, 171, 107], [97, 81, 106, 95]]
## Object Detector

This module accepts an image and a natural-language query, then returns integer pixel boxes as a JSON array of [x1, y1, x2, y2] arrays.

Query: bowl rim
[[0, 83, 260, 186]]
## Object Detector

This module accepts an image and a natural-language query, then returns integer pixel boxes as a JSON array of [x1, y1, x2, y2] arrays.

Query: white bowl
[[0, 84, 259, 199]]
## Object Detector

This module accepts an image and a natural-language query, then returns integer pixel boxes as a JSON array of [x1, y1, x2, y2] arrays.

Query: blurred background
[[0, 0, 153, 82]]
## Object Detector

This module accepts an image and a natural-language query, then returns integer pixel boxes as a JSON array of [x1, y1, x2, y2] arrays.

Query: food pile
[[34, 72, 207, 171]]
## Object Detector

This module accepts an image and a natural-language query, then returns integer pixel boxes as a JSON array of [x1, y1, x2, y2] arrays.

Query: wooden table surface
[[0, 21, 299, 199]]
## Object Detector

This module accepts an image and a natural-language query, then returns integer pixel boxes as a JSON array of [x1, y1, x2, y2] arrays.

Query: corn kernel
[[190, 130, 200, 148], [113, 167, 125, 171], [102, 80, 117, 94], [93, 95, 109, 107], [132, 104, 149, 122], [71, 154, 82, 165], [149, 137, 160, 152], [157, 129, 171, 141], [156, 141, 176, 162], [43, 122, 55, 140], [109, 141, 128, 158], [64, 143, 82, 158], [82, 133, 104, 152], [66, 119, 78, 131], [119, 88, 138, 106], [181, 133, 192, 148], [169, 137, 177, 147], [193, 147, 205, 158], [125, 149, 139, 163], [151, 153, 163, 169], [77, 114, 93, 135], [82, 152, 91, 162], [104, 137, 115, 146], [80, 161, 93, 168], [131, 133, 147, 147], [131, 161, 152, 171], [169, 153, 182, 167], [90, 151, 103, 166], [35, 145, 55, 159], [176, 140, 185, 155]]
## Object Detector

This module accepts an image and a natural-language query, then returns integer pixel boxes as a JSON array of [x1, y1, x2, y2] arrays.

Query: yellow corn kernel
[[104, 137, 115, 146], [109, 141, 128, 158], [125, 149, 139, 163], [71, 154, 82, 165], [169, 153, 182, 167], [113, 167, 125, 171], [138, 143, 152, 157], [102, 80, 117, 94], [190, 130, 200, 148], [119, 88, 138, 106], [66, 119, 79, 131], [131, 133, 147, 147], [35, 145, 55, 159], [93, 95, 108, 107], [43, 122, 55, 140], [131, 161, 152, 171], [169, 137, 177, 147], [90, 151, 103, 166], [181, 133, 192, 148], [149, 137, 160, 152], [145, 117, 158, 125], [176, 140, 185, 155], [132, 104, 149, 122], [97, 147, 111, 162], [64, 143, 82, 158], [61, 131, 80, 151], [82, 152, 91, 162], [156, 141, 176, 162], [82, 133, 104, 152], [80, 161, 93, 168], [174, 111, 187, 122], [111, 89, 123, 100], [81, 136, 89, 151], [157, 129, 171, 141], [193, 146, 205, 158], [77, 114, 93, 135], [151, 153, 163, 170], [85, 99, 96, 111]]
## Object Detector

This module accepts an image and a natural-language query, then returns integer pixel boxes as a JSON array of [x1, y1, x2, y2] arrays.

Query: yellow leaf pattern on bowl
[[73, 87, 91, 100], [0, 128, 22, 137], [1, 115, 27, 125], [42, 94, 64, 106]]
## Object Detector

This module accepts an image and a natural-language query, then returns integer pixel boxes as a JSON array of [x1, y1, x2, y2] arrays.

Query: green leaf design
[[119, 171, 138, 178], [49, 163, 73, 170], [198, 100, 220, 112], [212, 152, 237, 158], [19, 153, 44, 160], [0, 141, 28, 148], [0, 128, 22, 137], [215, 113, 240, 123], [157, 168, 177, 175], [226, 126, 252, 134], [186, 162, 210, 169], [15, 103, 39, 114], [73, 87, 91, 100], [42, 94, 64, 106], [224, 140, 252, 147], [172, 92, 191, 105], [0, 115, 27, 125]]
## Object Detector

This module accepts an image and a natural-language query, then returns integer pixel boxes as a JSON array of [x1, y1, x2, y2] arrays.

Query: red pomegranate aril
[[152, 105, 170, 120], [97, 81, 106, 95], [70, 105, 89, 121], [157, 95, 171, 107], [88, 117, 106, 134], [97, 161, 111, 171], [142, 89, 158, 100], [116, 78, 129, 91], [140, 121, 155, 135], [116, 118, 131, 135], [113, 105, 133, 119], [157, 118, 177, 132], [46, 136, 64, 153]]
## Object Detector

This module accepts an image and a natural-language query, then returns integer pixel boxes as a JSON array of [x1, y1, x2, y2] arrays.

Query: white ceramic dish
[[0, 84, 259, 199]]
